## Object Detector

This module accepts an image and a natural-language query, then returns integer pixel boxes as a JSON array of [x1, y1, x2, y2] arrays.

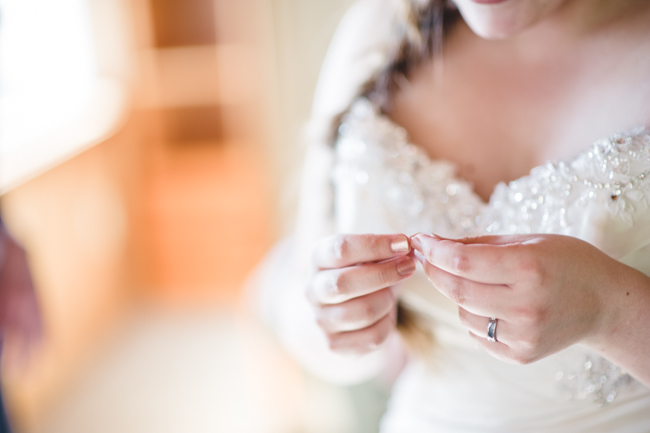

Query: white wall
[[265, 0, 356, 233]]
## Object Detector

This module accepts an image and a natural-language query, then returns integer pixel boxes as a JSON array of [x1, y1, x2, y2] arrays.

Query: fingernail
[[390, 235, 410, 254], [413, 249, 425, 264], [410, 234, 423, 251], [396, 257, 416, 276], [410, 233, 437, 252]]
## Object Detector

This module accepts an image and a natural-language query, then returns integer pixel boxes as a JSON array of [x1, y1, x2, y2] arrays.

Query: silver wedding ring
[[487, 317, 498, 343]]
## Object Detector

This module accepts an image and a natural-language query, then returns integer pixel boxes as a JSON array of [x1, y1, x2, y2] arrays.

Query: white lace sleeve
[[262, 0, 404, 385], [309, 0, 397, 130]]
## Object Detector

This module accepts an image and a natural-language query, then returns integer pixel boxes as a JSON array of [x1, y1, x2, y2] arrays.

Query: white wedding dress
[[333, 97, 650, 432], [261, 1, 650, 431]]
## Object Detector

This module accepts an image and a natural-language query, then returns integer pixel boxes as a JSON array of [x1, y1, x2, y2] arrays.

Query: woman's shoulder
[[310, 0, 399, 125]]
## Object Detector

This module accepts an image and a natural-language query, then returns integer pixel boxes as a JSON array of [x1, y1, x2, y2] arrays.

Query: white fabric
[[273, 0, 650, 430], [261, 0, 406, 385], [334, 98, 650, 432]]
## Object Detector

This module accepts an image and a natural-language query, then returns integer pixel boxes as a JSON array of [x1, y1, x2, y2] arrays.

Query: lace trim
[[334, 97, 650, 406], [553, 353, 633, 407]]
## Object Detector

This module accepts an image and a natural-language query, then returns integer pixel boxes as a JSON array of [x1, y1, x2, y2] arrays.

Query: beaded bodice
[[332, 98, 650, 408], [334, 98, 650, 239]]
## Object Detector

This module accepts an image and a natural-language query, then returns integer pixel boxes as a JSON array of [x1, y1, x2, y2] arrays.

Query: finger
[[309, 256, 416, 304], [448, 234, 534, 246], [411, 233, 523, 284], [457, 307, 513, 345], [316, 288, 394, 333], [467, 332, 525, 364], [417, 256, 512, 317], [458, 308, 524, 363], [468, 331, 543, 365], [313, 234, 410, 270], [326, 310, 396, 355]]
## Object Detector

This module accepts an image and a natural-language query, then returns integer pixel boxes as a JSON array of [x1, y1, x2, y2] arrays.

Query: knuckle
[[351, 302, 375, 326], [368, 235, 384, 257], [326, 333, 352, 355], [457, 308, 470, 328], [331, 235, 350, 263], [330, 272, 348, 298], [376, 266, 393, 288], [366, 327, 388, 350], [519, 255, 545, 285], [519, 332, 543, 352], [451, 251, 471, 275], [327, 335, 342, 353], [517, 304, 548, 326], [381, 288, 397, 307], [447, 277, 467, 305], [511, 351, 537, 365], [421, 243, 434, 262], [315, 313, 329, 331]]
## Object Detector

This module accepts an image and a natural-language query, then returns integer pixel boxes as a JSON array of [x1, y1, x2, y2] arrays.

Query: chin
[[464, 16, 530, 40], [451, 0, 565, 40]]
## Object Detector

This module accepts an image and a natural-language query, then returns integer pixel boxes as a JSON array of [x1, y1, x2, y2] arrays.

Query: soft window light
[[0, 0, 131, 192]]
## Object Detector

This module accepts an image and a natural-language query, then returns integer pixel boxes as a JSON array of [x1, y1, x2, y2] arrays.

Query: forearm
[[585, 263, 650, 387]]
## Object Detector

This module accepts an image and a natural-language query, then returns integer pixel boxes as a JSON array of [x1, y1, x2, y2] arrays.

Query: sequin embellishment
[[333, 98, 650, 406]]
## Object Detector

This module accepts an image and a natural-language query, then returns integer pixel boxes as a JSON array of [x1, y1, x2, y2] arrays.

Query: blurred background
[[0, 0, 391, 432]]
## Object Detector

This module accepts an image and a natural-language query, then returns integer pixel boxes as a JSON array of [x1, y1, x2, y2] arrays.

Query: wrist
[[584, 260, 650, 352]]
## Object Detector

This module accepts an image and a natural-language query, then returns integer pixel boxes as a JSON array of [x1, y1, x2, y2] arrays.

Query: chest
[[389, 25, 650, 203]]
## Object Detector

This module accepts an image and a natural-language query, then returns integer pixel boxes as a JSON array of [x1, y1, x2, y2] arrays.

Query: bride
[[268, 0, 650, 431]]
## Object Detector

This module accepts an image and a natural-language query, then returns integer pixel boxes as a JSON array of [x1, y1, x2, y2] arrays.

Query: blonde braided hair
[[362, 0, 454, 112], [335, 0, 459, 351]]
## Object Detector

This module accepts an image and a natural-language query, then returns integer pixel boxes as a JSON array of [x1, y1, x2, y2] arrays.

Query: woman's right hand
[[306, 234, 416, 355]]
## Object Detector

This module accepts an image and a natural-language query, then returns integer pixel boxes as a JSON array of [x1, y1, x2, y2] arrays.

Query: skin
[[410, 233, 650, 386], [452, 0, 568, 39], [306, 0, 650, 386], [307, 234, 415, 355]]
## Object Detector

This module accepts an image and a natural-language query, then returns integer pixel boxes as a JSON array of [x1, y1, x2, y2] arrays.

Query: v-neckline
[[337, 97, 650, 236], [373, 104, 645, 208]]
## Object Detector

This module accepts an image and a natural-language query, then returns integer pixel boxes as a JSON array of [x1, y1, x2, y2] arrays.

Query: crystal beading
[[333, 97, 650, 406]]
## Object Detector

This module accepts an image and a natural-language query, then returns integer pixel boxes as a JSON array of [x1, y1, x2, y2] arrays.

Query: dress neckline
[[337, 97, 650, 234], [364, 98, 648, 208], [334, 98, 648, 406]]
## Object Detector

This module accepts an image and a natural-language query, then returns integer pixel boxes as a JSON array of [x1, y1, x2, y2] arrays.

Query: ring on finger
[[487, 317, 498, 343]]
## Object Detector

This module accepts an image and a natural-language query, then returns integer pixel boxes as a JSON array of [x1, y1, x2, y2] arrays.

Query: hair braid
[[326, 1, 459, 352], [361, 0, 458, 351], [362, 0, 455, 112]]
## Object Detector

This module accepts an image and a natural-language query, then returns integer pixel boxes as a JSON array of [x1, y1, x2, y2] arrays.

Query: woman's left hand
[[410, 233, 629, 365]]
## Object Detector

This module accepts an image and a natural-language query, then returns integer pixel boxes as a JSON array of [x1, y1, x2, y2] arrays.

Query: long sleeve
[[255, 0, 404, 385]]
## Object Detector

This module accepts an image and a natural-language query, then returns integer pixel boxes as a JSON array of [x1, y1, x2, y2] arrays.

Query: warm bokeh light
[[0, 0, 131, 192], [0, 0, 375, 432]]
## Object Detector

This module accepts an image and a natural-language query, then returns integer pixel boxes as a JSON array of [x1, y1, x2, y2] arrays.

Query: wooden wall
[[1, 0, 275, 428], [0, 0, 357, 429]]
